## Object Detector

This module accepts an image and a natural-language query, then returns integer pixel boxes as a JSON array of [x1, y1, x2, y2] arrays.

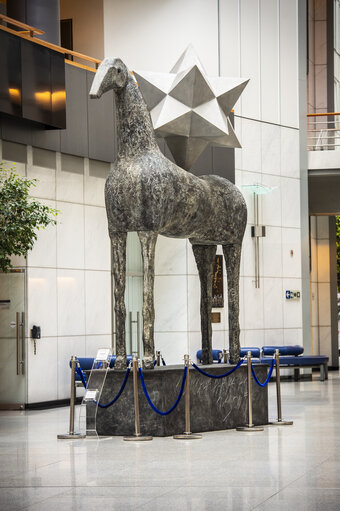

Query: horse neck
[[115, 76, 159, 158]]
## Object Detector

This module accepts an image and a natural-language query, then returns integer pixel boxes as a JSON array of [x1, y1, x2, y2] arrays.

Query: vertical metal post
[[269, 350, 293, 426], [254, 193, 260, 288], [16, 312, 20, 375], [136, 312, 141, 358], [124, 356, 152, 441], [156, 351, 161, 366], [58, 356, 85, 439], [174, 355, 202, 440], [223, 349, 229, 364], [237, 352, 263, 432], [129, 311, 133, 355], [20, 312, 25, 375]]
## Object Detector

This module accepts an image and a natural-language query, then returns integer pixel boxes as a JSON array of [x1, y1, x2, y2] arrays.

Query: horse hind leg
[[192, 243, 217, 365], [111, 232, 127, 370], [138, 231, 158, 369], [223, 244, 242, 364]]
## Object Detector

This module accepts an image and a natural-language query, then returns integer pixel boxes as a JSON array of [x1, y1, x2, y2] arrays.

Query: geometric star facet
[[134, 45, 249, 170]]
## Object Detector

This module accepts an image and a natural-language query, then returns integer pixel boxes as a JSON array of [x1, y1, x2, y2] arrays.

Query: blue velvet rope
[[251, 359, 275, 387], [76, 365, 87, 388], [139, 366, 187, 416], [97, 368, 130, 408], [191, 359, 243, 378]]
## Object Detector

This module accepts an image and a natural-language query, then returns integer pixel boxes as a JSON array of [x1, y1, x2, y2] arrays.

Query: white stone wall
[[103, 0, 304, 363], [1, 142, 112, 403]]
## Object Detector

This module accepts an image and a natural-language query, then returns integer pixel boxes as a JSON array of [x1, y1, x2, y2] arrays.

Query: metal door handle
[[20, 312, 25, 375], [16, 312, 20, 375]]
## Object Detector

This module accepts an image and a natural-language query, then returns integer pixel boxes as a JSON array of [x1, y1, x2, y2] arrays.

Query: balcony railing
[[0, 14, 101, 72], [307, 112, 340, 151]]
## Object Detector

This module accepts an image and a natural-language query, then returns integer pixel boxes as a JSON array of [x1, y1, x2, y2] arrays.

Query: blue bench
[[196, 345, 329, 381], [260, 346, 328, 381]]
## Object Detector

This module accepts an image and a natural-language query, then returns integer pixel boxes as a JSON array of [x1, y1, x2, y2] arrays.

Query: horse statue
[[90, 58, 247, 369]]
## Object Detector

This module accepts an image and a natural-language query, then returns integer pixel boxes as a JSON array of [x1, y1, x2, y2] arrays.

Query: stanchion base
[[173, 433, 202, 440], [57, 433, 86, 439], [236, 425, 264, 432], [123, 435, 153, 441], [268, 420, 293, 426]]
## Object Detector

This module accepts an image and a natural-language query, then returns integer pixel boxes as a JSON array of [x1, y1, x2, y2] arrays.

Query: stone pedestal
[[92, 363, 269, 437]]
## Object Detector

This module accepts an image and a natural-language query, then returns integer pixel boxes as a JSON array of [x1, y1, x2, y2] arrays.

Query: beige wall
[[310, 215, 333, 363], [60, 0, 104, 60]]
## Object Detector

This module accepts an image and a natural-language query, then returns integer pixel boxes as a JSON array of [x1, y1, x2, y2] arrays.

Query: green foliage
[[0, 162, 58, 272], [337, 216, 340, 293]]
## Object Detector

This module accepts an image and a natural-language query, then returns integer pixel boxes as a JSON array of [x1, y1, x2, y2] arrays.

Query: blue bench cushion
[[196, 349, 222, 363], [240, 347, 261, 358], [260, 355, 328, 366], [262, 345, 304, 356]]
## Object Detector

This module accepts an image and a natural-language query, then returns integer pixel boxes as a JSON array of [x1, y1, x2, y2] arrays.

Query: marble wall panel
[[57, 269, 85, 336], [261, 122, 281, 175], [27, 337, 58, 403], [155, 236, 187, 275], [154, 275, 187, 332], [85, 271, 111, 335], [56, 202, 85, 269], [282, 228, 302, 278], [27, 268, 57, 338], [263, 278, 283, 329], [84, 206, 110, 271], [27, 200, 57, 268]]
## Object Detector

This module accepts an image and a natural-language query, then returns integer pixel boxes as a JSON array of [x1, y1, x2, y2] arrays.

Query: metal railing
[[307, 112, 340, 151], [0, 14, 101, 72]]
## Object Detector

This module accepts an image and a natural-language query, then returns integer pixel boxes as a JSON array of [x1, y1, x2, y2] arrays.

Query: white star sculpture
[[134, 45, 248, 170]]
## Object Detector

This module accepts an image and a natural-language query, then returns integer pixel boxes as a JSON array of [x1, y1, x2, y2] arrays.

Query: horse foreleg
[[223, 243, 242, 364], [192, 243, 217, 365], [138, 231, 158, 369], [111, 232, 127, 369]]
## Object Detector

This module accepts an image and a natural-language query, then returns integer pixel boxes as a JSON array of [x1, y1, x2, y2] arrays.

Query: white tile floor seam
[[0, 372, 339, 510]]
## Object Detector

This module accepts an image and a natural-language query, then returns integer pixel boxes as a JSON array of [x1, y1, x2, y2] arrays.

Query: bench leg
[[294, 368, 300, 381], [320, 364, 325, 381]]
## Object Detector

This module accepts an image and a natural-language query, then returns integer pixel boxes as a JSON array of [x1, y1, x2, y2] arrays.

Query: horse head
[[89, 57, 129, 98]]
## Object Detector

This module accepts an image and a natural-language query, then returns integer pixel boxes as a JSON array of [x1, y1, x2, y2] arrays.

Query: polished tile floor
[[0, 373, 339, 510]]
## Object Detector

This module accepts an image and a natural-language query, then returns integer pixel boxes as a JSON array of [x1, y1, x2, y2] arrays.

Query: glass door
[[0, 270, 26, 409]]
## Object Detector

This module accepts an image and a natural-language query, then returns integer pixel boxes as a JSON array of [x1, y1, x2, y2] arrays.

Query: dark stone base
[[92, 363, 268, 437]]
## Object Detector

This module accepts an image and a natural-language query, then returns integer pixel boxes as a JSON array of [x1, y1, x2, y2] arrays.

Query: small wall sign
[[285, 290, 301, 300]]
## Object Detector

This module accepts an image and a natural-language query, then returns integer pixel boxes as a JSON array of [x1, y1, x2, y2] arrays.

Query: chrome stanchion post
[[124, 356, 153, 441], [236, 351, 264, 432], [174, 354, 202, 440], [269, 349, 293, 426], [156, 350, 161, 366], [223, 349, 229, 364], [58, 355, 85, 439]]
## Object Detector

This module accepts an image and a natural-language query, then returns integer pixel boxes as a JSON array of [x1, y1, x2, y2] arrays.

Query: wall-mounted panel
[[0, 112, 33, 146], [0, 31, 66, 129], [60, 64, 88, 157], [0, 31, 22, 118], [86, 71, 115, 162]]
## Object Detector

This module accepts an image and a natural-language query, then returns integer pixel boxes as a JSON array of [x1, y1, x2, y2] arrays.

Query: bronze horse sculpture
[[90, 58, 247, 369]]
